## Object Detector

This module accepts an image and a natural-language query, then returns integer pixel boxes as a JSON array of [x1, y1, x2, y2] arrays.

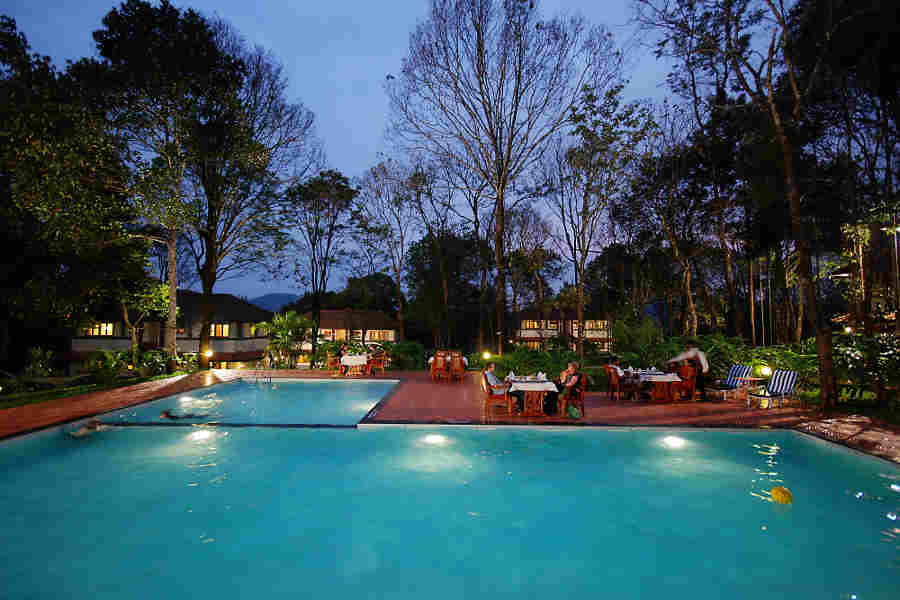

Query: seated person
[[160, 409, 210, 420], [69, 419, 110, 438], [484, 362, 522, 410]]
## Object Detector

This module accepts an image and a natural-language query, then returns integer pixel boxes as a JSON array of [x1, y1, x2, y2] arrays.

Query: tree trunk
[[577, 273, 585, 363], [749, 258, 756, 346], [718, 223, 744, 338], [682, 261, 697, 337], [772, 115, 836, 407], [395, 279, 405, 342], [494, 191, 506, 356], [165, 227, 178, 370]]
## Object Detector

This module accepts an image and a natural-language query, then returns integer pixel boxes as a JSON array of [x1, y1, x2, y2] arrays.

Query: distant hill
[[249, 293, 300, 312]]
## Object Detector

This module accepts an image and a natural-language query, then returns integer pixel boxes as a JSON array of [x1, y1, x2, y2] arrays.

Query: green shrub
[[384, 341, 425, 370], [87, 350, 127, 384], [176, 353, 199, 374], [137, 350, 168, 376], [23, 346, 55, 377]]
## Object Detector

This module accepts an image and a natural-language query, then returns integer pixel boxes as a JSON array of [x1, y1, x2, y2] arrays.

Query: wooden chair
[[326, 352, 342, 376], [482, 370, 514, 419], [449, 352, 466, 382], [676, 363, 697, 401], [367, 352, 386, 375], [607, 367, 637, 403], [430, 351, 450, 382], [559, 372, 586, 418]]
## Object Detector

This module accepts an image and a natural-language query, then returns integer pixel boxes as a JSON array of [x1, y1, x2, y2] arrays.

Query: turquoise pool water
[[1, 425, 897, 599], [104, 379, 397, 426]]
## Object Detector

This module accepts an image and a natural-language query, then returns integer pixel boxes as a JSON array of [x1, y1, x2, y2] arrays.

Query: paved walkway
[[2, 369, 898, 463]]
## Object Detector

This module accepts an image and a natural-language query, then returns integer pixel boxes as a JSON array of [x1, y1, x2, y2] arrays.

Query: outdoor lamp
[[844, 326, 853, 334], [760, 365, 772, 377], [482, 351, 491, 360], [204, 350, 213, 358]]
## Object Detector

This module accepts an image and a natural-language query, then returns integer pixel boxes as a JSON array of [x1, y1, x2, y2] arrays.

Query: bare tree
[[387, 0, 620, 354], [188, 18, 325, 367], [285, 170, 357, 357], [353, 159, 420, 340]]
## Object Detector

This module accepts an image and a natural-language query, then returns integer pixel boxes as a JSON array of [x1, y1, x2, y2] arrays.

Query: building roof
[[314, 309, 401, 331], [176, 290, 273, 323], [517, 308, 610, 321]]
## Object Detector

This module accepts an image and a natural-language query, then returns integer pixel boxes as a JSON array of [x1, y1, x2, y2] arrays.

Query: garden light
[[844, 326, 853, 334], [760, 365, 772, 377], [482, 351, 491, 360]]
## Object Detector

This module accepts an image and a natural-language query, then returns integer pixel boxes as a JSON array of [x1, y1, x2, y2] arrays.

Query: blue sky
[[8, 0, 669, 300]]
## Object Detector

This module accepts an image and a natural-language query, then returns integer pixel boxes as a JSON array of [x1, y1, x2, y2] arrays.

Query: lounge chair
[[449, 352, 466, 382], [706, 364, 752, 401], [747, 369, 799, 409], [482, 370, 514, 418]]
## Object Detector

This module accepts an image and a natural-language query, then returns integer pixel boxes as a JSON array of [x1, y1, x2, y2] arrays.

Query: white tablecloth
[[508, 380, 557, 393], [341, 354, 368, 367], [636, 373, 681, 383], [429, 356, 468, 365]]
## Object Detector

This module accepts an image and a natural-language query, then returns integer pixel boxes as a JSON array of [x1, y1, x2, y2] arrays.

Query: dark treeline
[[2, 1, 898, 408]]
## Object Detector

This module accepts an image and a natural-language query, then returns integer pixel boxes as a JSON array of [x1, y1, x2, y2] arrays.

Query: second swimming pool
[[105, 379, 399, 426]]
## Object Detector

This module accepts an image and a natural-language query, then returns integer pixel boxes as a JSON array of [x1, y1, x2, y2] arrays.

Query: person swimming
[[159, 410, 210, 420], [68, 419, 110, 438]]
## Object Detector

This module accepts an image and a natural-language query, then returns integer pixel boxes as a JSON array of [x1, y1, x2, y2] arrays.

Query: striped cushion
[[724, 365, 752, 388], [767, 369, 798, 396]]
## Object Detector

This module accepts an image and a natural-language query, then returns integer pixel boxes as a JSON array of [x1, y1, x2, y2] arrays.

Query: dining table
[[507, 377, 557, 417], [626, 370, 682, 403], [340, 354, 368, 376]]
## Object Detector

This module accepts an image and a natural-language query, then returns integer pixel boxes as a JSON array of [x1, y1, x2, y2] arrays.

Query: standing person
[[667, 345, 709, 401]]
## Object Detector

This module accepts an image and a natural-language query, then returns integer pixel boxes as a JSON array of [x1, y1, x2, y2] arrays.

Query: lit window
[[547, 320, 558, 331], [334, 329, 347, 341], [351, 330, 363, 340], [211, 323, 230, 338], [522, 320, 539, 329], [319, 329, 334, 340], [82, 323, 114, 336]]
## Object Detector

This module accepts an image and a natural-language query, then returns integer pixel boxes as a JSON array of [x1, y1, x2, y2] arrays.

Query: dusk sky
[[8, 0, 670, 300]]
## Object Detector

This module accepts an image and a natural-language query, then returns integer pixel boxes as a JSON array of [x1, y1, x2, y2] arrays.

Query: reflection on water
[[749, 443, 786, 503]]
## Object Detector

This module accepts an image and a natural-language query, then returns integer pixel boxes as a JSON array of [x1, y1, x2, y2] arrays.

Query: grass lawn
[[0, 372, 189, 411]]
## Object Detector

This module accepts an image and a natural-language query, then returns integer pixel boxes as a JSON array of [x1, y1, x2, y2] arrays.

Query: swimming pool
[[1, 425, 897, 598], [104, 379, 398, 426]]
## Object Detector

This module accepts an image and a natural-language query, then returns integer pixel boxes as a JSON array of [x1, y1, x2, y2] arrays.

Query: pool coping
[[2, 369, 898, 466]]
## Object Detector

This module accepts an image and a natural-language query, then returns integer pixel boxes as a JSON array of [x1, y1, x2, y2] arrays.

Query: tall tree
[[543, 85, 655, 360], [189, 19, 324, 368], [88, 0, 244, 366], [633, 0, 848, 406], [0, 17, 144, 367], [353, 160, 418, 339], [285, 170, 357, 356], [387, 0, 620, 355]]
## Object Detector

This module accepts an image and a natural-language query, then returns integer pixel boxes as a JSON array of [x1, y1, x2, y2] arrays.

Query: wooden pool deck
[[2, 369, 898, 463]]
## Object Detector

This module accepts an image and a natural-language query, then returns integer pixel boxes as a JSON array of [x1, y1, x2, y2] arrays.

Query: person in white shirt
[[667, 345, 709, 401], [609, 357, 624, 377]]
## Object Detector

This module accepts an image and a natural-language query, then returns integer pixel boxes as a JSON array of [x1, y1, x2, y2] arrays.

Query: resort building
[[312, 309, 402, 345], [512, 309, 613, 352], [69, 290, 273, 371]]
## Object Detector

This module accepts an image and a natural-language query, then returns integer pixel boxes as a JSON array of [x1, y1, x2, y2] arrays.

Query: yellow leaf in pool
[[771, 486, 793, 504]]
